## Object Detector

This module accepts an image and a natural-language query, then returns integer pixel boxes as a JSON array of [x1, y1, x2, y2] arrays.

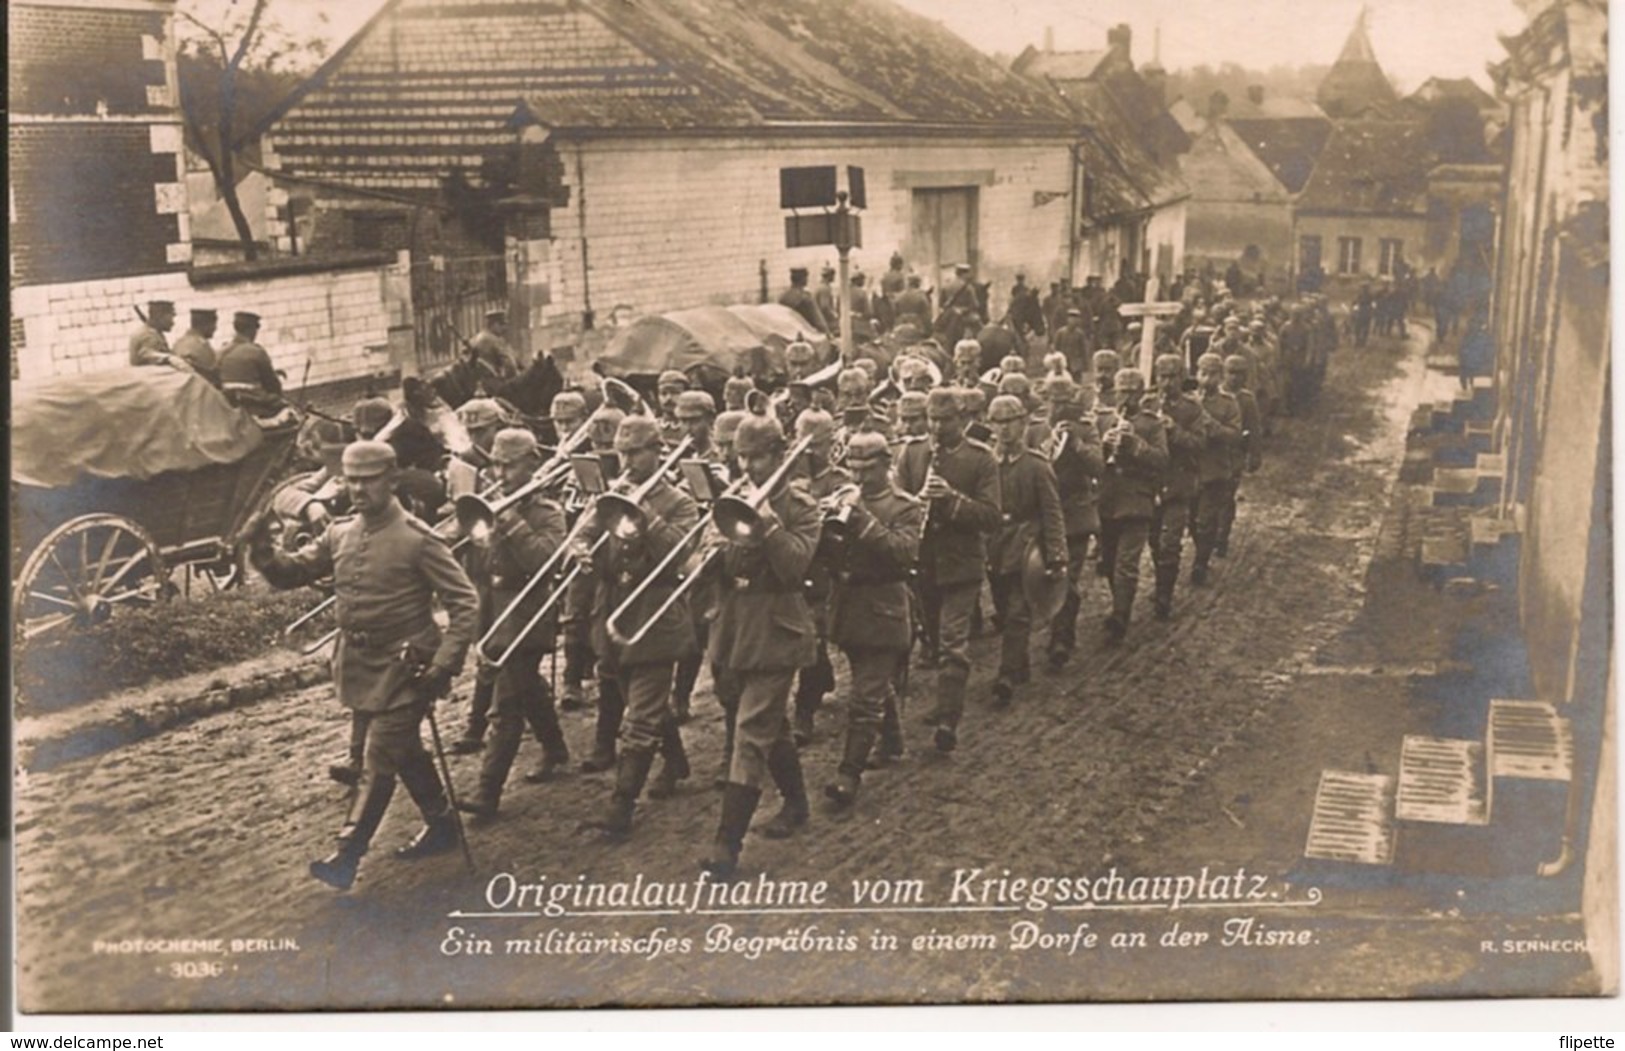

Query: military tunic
[[172, 329, 218, 379], [218, 335, 282, 396], [1096, 406, 1169, 626], [128, 323, 174, 368]]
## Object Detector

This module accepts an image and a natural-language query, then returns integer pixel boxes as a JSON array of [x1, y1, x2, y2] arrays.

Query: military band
[[238, 268, 1323, 891]]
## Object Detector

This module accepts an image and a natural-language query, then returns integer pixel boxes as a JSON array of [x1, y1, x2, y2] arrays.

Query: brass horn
[[605, 433, 814, 648]]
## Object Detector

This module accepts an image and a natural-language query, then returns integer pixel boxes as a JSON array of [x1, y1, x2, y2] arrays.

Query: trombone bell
[[711, 494, 762, 541], [594, 491, 647, 539], [454, 492, 497, 535]]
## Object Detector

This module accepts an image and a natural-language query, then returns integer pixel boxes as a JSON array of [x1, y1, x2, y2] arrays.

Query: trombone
[[605, 434, 814, 648], [476, 437, 695, 668]]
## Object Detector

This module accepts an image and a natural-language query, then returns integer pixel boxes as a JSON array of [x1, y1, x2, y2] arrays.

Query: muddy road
[[16, 329, 1598, 1013]]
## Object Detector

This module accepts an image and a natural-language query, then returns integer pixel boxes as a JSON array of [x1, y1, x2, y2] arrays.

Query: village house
[[259, 0, 1097, 364], [1011, 25, 1190, 287], [8, 0, 408, 404]]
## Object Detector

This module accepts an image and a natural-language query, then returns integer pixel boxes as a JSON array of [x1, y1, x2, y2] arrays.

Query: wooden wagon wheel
[[13, 513, 172, 642]]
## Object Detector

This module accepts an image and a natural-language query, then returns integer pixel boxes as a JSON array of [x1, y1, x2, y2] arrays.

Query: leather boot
[[825, 725, 877, 809], [456, 777, 502, 821], [452, 679, 494, 754], [581, 678, 624, 773], [1048, 591, 1079, 670], [523, 681, 569, 782], [1153, 564, 1176, 620], [579, 748, 656, 839], [700, 783, 760, 879], [310, 769, 396, 890], [673, 651, 702, 725], [760, 738, 809, 839], [328, 712, 368, 786], [713, 698, 738, 789], [647, 720, 690, 800], [394, 751, 458, 860]]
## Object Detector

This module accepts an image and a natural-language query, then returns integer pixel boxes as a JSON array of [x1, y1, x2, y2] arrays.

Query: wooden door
[[910, 187, 979, 287]]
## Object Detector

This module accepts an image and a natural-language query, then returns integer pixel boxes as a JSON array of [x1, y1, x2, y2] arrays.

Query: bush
[[15, 587, 321, 713]]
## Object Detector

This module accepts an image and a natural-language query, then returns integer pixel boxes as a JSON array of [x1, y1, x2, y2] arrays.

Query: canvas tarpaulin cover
[[13, 368, 264, 488]]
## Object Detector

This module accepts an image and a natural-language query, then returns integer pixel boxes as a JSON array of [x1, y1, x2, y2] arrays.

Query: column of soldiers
[[245, 270, 1342, 891]]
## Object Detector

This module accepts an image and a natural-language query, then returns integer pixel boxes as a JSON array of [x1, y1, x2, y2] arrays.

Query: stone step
[[1396, 736, 1487, 825], [1430, 466, 1500, 507], [1304, 770, 1396, 865], [1487, 699, 1573, 783]]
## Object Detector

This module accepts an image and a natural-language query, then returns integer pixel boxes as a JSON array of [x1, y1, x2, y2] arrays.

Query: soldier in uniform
[[950, 339, 983, 389], [1149, 353, 1210, 620], [1053, 308, 1092, 377], [1091, 349, 1120, 408], [894, 275, 934, 332], [243, 440, 480, 890], [548, 391, 588, 452], [218, 312, 283, 413], [780, 267, 831, 336], [1218, 353, 1264, 558], [822, 432, 923, 808], [579, 417, 701, 837], [985, 395, 1067, 703], [670, 390, 721, 726], [456, 429, 569, 819], [815, 265, 839, 329], [1190, 353, 1245, 586], [893, 388, 1001, 752], [173, 308, 220, 382], [656, 370, 691, 446], [1277, 306, 1314, 417], [128, 299, 181, 368], [1097, 370, 1169, 643], [702, 415, 823, 877], [785, 340, 821, 384], [469, 310, 519, 382], [791, 409, 849, 745], [895, 390, 929, 441], [723, 375, 755, 413], [880, 252, 908, 298], [1042, 374, 1105, 669], [715, 410, 746, 469]]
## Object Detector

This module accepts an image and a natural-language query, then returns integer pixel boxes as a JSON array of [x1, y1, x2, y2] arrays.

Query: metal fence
[[410, 253, 507, 369]]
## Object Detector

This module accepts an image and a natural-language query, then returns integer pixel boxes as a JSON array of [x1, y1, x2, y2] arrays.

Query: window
[[1337, 236, 1363, 275], [1298, 235, 1322, 273], [1379, 238, 1404, 276]]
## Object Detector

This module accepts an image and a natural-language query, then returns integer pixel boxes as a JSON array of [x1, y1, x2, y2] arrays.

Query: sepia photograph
[[8, 0, 1616, 1020]]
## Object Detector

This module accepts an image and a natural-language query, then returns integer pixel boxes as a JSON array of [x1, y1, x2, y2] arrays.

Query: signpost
[[782, 165, 864, 362], [1118, 277, 1185, 382]]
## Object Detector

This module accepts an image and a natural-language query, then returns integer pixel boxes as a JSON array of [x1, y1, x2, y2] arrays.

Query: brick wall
[[11, 256, 408, 391], [8, 2, 170, 117], [11, 123, 188, 285], [536, 133, 1075, 351]]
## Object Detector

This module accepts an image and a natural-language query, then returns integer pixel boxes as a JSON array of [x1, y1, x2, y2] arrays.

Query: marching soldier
[[951, 339, 983, 389], [1190, 353, 1245, 585], [1042, 374, 1105, 669], [1053, 308, 1092, 377], [895, 390, 929, 441], [577, 417, 700, 837], [656, 370, 691, 446], [1149, 354, 1209, 620], [548, 391, 588, 451], [456, 429, 570, 819], [1218, 353, 1264, 558], [172, 308, 220, 382], [894, 388, 1001, 753], [128, 299, 182, 368], [715, 410, 746, 470], [723, 374, 755, 413], [1277, 306, 1314, 416], [985, 395, 1067, 704], [703, 415, 823, 877], [671, 390, 721, 726], [822, 432, 924, 808], [1091, 349, 1120, 407], [791, 409, 849, 745], [1097, 370, 1169, 643], [243, 440, 480, 890]]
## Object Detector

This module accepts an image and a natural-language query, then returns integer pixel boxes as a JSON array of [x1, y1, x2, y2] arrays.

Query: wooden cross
[[1118, 277, 1184, 382]]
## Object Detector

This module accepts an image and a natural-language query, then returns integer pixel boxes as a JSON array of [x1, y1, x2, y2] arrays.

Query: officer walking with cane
[[243, 440, 481, 891]]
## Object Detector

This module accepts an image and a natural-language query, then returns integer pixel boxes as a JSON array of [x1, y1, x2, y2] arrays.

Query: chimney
[[1247, 84, 1264, 106], [1107, 23, 1132, 61], [1143, 66, 1168, 106], [1043, 25, 1055, 53]]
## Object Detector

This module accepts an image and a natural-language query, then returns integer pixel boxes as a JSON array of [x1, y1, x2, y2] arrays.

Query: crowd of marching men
[[240, 266, 1348, 890]]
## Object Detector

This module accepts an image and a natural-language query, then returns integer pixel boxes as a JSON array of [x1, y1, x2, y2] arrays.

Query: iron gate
[[410, 253, 508, 369]]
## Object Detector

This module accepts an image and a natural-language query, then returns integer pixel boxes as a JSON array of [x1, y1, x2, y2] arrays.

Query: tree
[[176, 0, 328, 260]]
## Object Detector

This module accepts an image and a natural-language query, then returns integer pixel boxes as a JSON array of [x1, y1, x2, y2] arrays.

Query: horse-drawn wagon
[[11, 368, 301, 641]]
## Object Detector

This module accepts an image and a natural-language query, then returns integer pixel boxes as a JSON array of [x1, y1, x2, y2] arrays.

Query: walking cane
[[405, 646, 476, 875]]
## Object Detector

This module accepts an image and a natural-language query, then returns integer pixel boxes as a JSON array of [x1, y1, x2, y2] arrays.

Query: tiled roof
[[264, 0, 1078, 190], [1294, 119, 1431, 215], [1227, 117, 1334, 194]]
